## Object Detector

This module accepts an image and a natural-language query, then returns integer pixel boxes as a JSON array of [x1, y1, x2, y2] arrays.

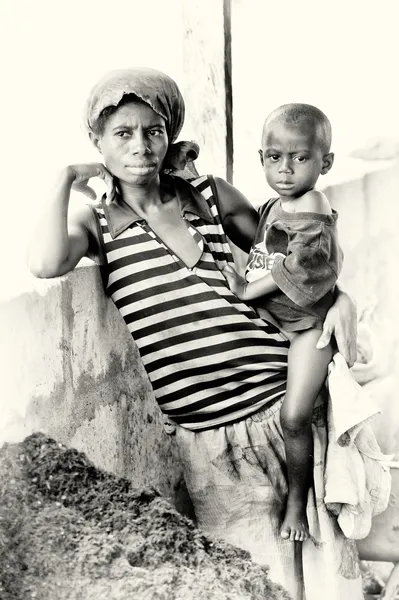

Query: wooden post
[[181, 0, 233, 182]]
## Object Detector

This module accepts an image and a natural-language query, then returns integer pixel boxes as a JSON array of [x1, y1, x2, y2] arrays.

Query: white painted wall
[[1, 0, 185, 297], [231, 0, 399, 200]]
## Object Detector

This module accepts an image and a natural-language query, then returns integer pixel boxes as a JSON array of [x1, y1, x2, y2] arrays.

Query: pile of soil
[[0, 433, 291, 600]]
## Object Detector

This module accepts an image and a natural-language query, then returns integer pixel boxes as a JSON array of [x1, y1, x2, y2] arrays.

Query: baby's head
[[259, 103, 334, 198]]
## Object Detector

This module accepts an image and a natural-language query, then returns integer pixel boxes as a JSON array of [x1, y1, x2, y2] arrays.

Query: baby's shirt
[[246, 198, 343, 332]]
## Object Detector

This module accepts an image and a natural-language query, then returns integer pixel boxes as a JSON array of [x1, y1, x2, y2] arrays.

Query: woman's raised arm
[[27, 164, 112, 279]]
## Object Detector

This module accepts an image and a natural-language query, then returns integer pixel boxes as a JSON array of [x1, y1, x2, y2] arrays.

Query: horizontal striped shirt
[[93, 174, 288, 430]]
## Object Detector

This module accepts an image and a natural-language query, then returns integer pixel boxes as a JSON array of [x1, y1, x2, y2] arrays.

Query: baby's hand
[[223, 264, 249, 299]]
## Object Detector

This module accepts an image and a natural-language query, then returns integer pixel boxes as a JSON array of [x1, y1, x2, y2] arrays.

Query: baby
[[224, 104, 343, 542]]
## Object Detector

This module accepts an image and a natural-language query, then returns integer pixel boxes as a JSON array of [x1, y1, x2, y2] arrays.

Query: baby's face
[[259, 121, 326, 199]]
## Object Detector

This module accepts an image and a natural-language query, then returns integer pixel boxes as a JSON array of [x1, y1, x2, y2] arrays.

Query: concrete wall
[[325, 162, 399, 459], [1, 161, 398, 544], [0, 264, 189, 513], [323, 161, 399, 562]]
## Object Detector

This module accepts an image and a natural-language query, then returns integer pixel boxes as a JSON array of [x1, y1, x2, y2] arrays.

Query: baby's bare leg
[[280, 328, 333, 542]]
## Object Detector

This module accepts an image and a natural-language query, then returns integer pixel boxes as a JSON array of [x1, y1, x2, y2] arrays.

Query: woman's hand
[[316, 288, 357, 366], [67, 163, 114, 205]]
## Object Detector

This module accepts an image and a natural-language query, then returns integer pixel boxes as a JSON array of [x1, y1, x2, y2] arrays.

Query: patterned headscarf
[[84, 67, 199, 173]]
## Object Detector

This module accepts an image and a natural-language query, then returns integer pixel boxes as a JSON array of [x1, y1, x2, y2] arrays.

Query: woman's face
[[93, 100, 169, 186]]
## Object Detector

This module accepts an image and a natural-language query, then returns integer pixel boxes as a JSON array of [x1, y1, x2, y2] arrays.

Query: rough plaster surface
[[325, 162, 399, 563], [0, 265, 184, 505], [326, 162, 399, 457]]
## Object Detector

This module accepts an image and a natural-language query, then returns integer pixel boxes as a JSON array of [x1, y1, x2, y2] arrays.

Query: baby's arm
[[223, 261, 279, 301]]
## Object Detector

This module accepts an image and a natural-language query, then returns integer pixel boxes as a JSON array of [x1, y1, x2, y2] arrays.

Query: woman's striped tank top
[[95, 175, 288, 430]]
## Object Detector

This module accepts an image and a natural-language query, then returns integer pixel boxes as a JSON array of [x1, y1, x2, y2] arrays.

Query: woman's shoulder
[[174, 173, 258, 225], [212, 176, 243, 197], [172, 173, 242, 196], [211, 176, 257, 214], [68, 199, 98, 230]]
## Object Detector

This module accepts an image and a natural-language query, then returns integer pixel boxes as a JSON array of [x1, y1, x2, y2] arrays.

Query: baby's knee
[[280, 406, 312, 435]]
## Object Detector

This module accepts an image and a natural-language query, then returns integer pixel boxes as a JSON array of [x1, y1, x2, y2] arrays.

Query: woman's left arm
[[316, 283, 358, 366], [212, 177, 259, 253]]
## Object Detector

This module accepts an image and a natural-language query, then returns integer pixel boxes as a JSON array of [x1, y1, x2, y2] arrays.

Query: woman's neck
[[118, 176, 169, 216]]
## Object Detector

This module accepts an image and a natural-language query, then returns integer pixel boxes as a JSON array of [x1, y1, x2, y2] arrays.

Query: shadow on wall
[[0, 264, 188, 513]]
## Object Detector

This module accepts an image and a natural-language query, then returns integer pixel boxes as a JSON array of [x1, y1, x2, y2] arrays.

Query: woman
[[28, 68, 361, 600]]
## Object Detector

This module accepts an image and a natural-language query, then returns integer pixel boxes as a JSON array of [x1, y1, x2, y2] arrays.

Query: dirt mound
[[0, 433, 291, 600]]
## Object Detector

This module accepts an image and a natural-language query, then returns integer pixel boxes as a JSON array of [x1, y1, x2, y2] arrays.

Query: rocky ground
[[0, 433, 292, 600]]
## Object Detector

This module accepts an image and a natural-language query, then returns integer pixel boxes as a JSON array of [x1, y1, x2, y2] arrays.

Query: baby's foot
[[280, 500, 309, 542]]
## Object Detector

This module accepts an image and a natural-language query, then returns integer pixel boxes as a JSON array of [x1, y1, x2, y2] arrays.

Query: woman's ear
[[258, 149, 264, 167], [89, 131, 103, 154], [321, 152, 334, 175]]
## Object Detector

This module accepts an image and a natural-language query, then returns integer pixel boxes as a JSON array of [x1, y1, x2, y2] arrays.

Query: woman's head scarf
[[83, 67, 199, 174]]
